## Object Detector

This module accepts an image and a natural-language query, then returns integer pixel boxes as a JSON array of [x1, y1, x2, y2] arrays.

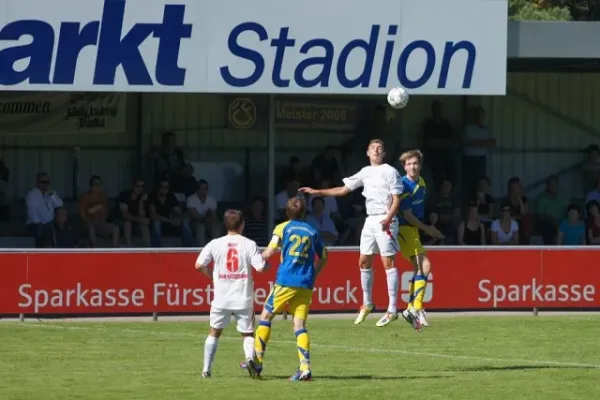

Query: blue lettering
[[0, 0, 192, 87], [220, 23, 476, 90]]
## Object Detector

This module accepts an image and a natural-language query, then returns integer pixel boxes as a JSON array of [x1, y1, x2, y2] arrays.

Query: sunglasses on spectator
[[502, 208, 511, 213], [40, 180, 50, 184]]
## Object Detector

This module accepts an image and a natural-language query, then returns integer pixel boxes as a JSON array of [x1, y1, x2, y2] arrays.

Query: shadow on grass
[[449, 365, 597, 372], [268, 374, 452, 381]]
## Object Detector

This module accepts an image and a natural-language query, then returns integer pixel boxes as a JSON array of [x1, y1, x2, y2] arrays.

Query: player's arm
[[383, 170, 402, 225], [400, 195, 444, 239], [314, 233, 328, 276], [249, 241, 268, 272], [262, 223, 284, 260], [300, 169, 363, 197], [194, 244, 213, 279]]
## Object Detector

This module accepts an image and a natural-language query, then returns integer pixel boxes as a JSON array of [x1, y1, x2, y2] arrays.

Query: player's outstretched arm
[[299, 186, 351, 197], [402, 209, 444, 239], [249, 242, 268, 272]]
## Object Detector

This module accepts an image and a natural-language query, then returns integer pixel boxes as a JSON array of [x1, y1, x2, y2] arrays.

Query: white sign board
[[0, 0, 508, 94]]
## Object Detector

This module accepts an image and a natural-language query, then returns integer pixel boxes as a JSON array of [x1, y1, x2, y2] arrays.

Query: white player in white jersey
[[195, 209, 267, 378], [300, 139, 402, 327]]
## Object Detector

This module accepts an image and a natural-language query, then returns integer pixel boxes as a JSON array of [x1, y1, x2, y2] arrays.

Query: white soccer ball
[[387, 87, 409, 109]]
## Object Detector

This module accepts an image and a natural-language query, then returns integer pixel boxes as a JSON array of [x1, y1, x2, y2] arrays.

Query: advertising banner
[[1, 248, 598, 316], [0, 92, 126, 135], [0, 0, 508, 95]]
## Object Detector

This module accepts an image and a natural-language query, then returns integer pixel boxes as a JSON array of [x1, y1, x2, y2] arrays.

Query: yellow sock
[[407, 276, 415, 309], [412, 274, 428, 311], [254, 320, 271, 363], [295, 328, 310, 371]]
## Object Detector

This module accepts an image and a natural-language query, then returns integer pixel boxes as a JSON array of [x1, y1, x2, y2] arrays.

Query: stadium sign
[[0, 0, 508, 95]]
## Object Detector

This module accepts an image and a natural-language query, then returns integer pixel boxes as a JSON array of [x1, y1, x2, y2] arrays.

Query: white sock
[[386, 268, 399, 314], [203, 335, 219, 373], [242, 336, 255, 360], [360, 268, 374, 306]]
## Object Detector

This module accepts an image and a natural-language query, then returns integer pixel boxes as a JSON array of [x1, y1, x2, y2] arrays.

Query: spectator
[[422, 101, 456, 188], [585, 200, 600, 245], [422, 212, 443, 246], [187, 179, 220, 246], [109, 177, 150, 247], [154, 132, 196, 195], [427, 178, 461, 243], [581, 144, 600, 193], [457, 202, 485, 245], [148, 178, 193, 247], [42, 207, 78, 248], [306, 179, 340, 219], [279, 156, 308, 189], [305, 197, 338, 245], [585, 177, 600, 205], [78, 175, 119, 247], [25, 172, 64, 248], [275, 179, 305, 221], [243, 197, 268, 247], [462, 107, 496, 199], [310, 146, 342, 184], [502, 176, 529, 243], [472, 176, 495, 226], [534, 175, 566, 245], [491, 202, 519, 245], [0, 157, 9, 221], [557, 204, 585, 246]]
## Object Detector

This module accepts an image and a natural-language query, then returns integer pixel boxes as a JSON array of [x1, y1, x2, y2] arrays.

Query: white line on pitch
[[6, 322, 600, 370]]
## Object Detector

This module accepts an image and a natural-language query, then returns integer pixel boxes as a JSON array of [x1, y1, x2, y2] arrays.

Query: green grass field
[[1, 315, 599, 400]]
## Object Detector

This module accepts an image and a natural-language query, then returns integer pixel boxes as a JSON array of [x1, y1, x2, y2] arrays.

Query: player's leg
[[411, 253, 432, 327], [287, 289, 314, 381], [355, 217, 376, 325], [398, 226, 424, 331], [375, 218, 400, 327], [202, 308, 229, 377], [234, 308, 259, 378]]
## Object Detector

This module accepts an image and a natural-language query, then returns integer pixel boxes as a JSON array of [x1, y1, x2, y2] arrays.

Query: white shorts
[[209, 307, 255, 333], [359, 215, 399, 257]]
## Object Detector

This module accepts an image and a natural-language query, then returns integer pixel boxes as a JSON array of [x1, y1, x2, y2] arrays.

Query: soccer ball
[[387, 87, 409, 109]]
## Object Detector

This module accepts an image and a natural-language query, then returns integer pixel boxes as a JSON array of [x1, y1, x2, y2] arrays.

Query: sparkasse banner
[[0, 0, 508, 95]]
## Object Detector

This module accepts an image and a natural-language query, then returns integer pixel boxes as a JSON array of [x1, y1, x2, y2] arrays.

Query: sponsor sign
[[0, 0, 508, 94], [1, 248, 598, 315]]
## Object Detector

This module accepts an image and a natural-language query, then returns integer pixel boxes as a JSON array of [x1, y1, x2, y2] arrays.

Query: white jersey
[[196, 234, 266, 310], [342, 164, 402, 216]]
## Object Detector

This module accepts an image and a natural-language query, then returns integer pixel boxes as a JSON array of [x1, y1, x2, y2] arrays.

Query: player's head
[[223, 209, 244, 234], [366, 139, 385, 165], [399, 149, 423, 179], [286, 197, 306, 221]]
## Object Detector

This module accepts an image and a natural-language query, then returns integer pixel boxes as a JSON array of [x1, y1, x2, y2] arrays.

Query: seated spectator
[[306, 179, 340, 218], [427, 178, 461, 244], [26, 172, 63, 248], [585, 176, 600, 205], [422, 213, 443, 246], [42, 207, 78, 248], [491, 202, 519, 245], [187, 179, 220, 246], [305, 197, 338, 245], [78, 175, 119, 247], [581, 144, 600, 194], [534, 175, 566, 245], [279, 156, 308, 190], [243, 197, 268, 247], [585, 200, 600, 245], [275, 179, 306, 221], [457, 202, 485, 245], [501, 176, 529, 244], [0, 157, 10, 221], [472, 176, 495, 225], [148, 178, 193, 247], [109, 177, 150, 247], [557, 204, 585, 246], [154, 132, 197, 195], [310, 146, 342, 185]]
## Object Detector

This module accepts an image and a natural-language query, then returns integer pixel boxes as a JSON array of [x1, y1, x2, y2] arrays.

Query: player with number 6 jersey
[[250, 197, 328, 382], [195, 209, 267, 379]]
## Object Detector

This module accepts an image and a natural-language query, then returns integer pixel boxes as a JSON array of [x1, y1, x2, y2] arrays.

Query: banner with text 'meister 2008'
[[1, 248, 598, 316], [0, 0, 508, 95]]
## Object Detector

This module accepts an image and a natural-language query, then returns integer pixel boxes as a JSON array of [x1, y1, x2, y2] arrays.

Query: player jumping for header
[[397, 150, 444, 330], [301, 139, 405, 327], [249, 197, 327, 381], [195, 209, 267, 378]]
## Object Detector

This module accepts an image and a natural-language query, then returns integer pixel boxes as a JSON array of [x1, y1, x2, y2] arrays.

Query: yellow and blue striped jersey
[[268, 220, 327, 289], [398, 175, 427, 226]]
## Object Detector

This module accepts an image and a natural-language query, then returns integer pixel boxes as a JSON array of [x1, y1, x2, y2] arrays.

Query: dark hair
[[466, 201, 478, 209], [478, 176, 491, 184], [289, 156, 300, 165], [567, 203, 581, 214], [500, 200, 512, 211], [197, 179, 208, 187], [132, 176, 144, 184], [286, 197, 306, 220], [223, 209, 244, 232], [162, 131, 175, 140], [585, 200, 599, 216], [89, 175, 102, 186], [311, 197, 325, 207]]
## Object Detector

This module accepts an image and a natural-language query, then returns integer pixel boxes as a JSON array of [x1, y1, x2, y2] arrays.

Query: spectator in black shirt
[[109, 177, 150, 247], [42, 207, 78, 248], [427, 178, 461, 243], [310, 146, 342, 185], [472, 176, 495, 226], [243, 197, 268, 247], [422, 101, 456, 188], [148, 178, 193, 247], [154, 132, 197, 195]]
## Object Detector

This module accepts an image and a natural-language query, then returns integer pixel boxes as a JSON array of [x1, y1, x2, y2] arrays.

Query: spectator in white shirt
[[306, 197, 338, 245], [26, 172, 64, 247], [187, 179, 220, 246], [462, 107, 496, 200], [490, 202, 519, 245], [275, 179, 306, 221]]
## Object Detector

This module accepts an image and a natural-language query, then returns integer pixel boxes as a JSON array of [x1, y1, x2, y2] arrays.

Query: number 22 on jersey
[[288, 234, 311, 259]]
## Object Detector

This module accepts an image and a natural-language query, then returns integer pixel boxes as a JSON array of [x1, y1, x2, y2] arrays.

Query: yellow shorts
[[264, 285, 313, 320], [398, 225, 426, 259]]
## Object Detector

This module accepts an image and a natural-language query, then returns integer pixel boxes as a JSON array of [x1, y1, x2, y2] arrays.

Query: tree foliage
[[509, 0, 572, 21]]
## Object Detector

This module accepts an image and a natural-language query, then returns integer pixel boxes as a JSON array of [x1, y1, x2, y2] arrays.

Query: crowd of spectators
[[2, 110, 600, 249]]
